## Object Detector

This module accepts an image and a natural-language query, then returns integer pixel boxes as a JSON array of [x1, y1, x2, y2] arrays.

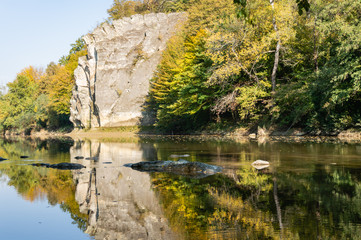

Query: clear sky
[[0, 0, 114, 86]]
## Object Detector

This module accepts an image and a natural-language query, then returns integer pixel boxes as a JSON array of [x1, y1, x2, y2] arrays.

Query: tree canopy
[[146, 0, 361, 133], [0, 38, 87, 134]]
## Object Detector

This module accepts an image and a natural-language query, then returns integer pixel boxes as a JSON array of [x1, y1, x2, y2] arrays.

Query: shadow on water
[[1, 137, 361, 239]]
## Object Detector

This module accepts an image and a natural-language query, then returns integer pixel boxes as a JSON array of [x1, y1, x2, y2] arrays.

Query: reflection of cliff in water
[[70, 140, 175, 240]]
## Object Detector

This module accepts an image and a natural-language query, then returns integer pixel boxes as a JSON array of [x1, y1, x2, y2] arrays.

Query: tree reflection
[[150, 141, 361, 240], [1, 137, 361, 239], [0, 138, 87, 231]]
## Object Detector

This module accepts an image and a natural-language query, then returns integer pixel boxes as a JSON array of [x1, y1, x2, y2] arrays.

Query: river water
[[0, 136, 361, 240]]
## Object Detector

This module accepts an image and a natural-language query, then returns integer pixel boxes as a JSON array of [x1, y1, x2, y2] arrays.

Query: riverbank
[[65, 126, 361, 143], [66, 127, 139, 140], [5, 126, 361, 143]]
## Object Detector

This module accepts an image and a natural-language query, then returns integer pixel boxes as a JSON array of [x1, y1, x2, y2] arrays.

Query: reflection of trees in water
[[149, 140, 361, 239], [0, 164, 88, 231], [0, 138, 87, 231], [0, 137, 73, 160], [151, 169, 285, 239], [2, 137, 361, 239], [275, 166, 361, 239], [152, 174, 215, 239]]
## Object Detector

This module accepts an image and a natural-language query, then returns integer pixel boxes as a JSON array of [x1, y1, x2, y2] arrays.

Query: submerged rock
[[31, 162, 85, 170], [169, 154, 190, 158], [50, 163, 86, 170], [124, 159, 222, 178], [31, 163, 51, 167]]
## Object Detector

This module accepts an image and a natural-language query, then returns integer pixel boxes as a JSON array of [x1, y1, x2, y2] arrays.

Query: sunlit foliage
[[274, 0, 361, 132], [148, 0, 361, 133], [0, 38, 86, 133]]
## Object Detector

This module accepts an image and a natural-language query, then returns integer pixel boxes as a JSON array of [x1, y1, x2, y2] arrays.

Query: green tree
[[150, 30, 220, 130], [148, 0, 237, 131], [0, 74, 48, 133], [0, 38, 87, 133], [274, 0, 361, 132]]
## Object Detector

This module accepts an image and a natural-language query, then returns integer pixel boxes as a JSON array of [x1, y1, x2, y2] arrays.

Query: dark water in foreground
[[1, 136, 361, 240]]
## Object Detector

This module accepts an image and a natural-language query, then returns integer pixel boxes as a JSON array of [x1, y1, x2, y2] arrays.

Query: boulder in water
[[31, 162, 85, 170], [124, 159, 222, 178]]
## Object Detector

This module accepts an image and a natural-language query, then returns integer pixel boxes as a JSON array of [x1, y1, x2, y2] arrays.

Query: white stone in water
[[249, 133, 257, 139], [252, 160, 270, 166]]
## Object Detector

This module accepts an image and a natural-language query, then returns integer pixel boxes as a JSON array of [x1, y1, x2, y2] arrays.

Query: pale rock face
[[70, 13, 187, 128], [71, 140, 176, 240]]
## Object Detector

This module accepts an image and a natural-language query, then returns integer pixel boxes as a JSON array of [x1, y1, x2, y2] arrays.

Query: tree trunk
[[274, 177, 284, 240], [313, 13, 319, 72], [270, 0, 281, 93]]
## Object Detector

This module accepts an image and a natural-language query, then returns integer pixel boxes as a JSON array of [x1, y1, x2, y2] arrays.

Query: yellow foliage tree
[[18, 66, 44, 83], [206, 0, 298, 121], [44, 49, 86, 116]]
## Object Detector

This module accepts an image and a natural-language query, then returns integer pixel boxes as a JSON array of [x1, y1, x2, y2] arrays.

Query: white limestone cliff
[[70, 13, 186, 128]]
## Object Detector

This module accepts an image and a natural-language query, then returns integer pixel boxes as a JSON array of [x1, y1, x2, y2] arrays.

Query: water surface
[[1, 136, 361, 239]]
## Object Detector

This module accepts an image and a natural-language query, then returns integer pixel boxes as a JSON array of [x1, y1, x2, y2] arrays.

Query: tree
[[308, 0, 361, 131], [0, 74, 48, 133], [156, 30, 219, 129], [44, 38, 87, 129], [0, 38, 87, 133], [148, 0, 236, 130]]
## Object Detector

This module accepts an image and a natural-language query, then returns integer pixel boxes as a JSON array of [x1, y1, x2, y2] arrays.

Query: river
[[0, 136, 361, 240]]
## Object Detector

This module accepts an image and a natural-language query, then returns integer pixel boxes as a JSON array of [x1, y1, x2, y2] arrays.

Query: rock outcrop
[[125, 159, 223, 178], [70, 13, 187, 128]]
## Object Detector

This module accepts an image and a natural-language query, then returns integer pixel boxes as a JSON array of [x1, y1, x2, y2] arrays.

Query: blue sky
[[0, 0, 114, 86]]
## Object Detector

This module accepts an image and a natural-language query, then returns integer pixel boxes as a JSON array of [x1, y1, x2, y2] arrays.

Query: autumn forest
[[0, 0, 360, 134]]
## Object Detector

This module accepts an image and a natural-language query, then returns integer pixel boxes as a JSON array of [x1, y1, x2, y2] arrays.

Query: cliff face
[[70, 13, 186, 128]]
